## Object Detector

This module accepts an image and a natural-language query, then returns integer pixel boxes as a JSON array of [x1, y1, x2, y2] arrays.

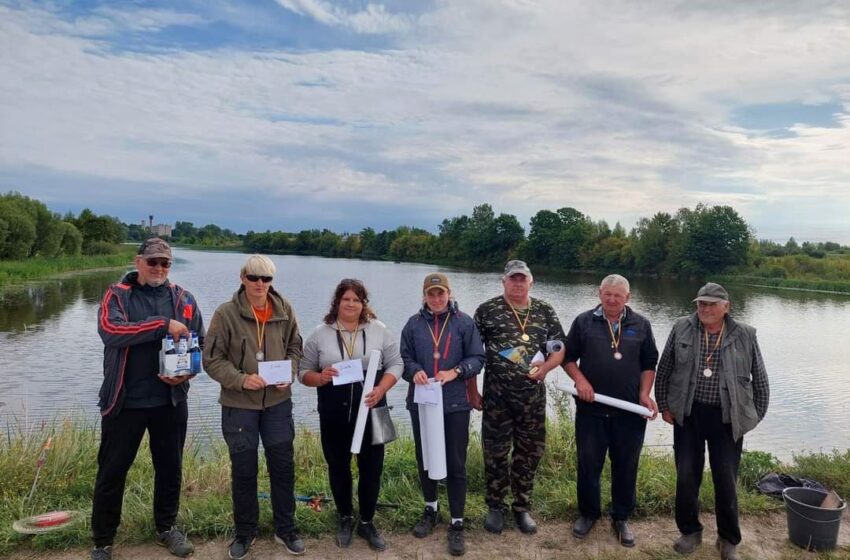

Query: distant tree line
[[244, 203, 760, 275]]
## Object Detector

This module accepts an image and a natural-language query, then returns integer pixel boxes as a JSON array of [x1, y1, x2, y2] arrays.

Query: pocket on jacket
[[736, 376, 758, 419]]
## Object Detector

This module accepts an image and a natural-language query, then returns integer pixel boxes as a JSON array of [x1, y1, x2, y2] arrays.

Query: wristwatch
[[454, 366, 463, 376]]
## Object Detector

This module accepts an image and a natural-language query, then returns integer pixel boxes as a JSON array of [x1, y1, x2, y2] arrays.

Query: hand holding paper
[[332, 359, 365, 386], [258, 360, 292, 385]]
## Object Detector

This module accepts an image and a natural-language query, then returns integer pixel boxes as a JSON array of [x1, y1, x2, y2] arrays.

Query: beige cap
[[423, 272, 450, 293]]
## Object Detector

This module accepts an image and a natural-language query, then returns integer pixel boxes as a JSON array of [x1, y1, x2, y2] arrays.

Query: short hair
[[600, 274, 630, 293], [323, 278, 377, 325], [240, 254, 276, 278]]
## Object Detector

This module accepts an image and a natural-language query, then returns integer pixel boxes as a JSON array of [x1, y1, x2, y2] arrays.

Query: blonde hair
[[240, 254, 276, 277]]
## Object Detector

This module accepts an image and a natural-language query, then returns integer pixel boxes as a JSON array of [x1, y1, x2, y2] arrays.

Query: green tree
[[679, 205, 751, 273], [631, 212, 679, 272]]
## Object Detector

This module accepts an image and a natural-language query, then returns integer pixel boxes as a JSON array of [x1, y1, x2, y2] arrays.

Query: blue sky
[[2, 0, 850, 241]]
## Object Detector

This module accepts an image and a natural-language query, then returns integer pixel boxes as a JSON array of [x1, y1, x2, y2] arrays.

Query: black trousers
[[674, 402, 744, 544], [222, 400, 296, 538], [319, 407, 384, 521], [91, 402, 188, 546], [575, 411, 647, 521], [410, 409, 470, 519]]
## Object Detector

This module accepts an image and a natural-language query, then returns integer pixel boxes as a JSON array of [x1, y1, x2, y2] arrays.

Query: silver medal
[[613, 352, 623, 360], [703, 367, 712, 377], [256, 351, 264, 362]]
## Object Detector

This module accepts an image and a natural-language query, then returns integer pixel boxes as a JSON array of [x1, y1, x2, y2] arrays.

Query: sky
[[2, 0, 850, 242]]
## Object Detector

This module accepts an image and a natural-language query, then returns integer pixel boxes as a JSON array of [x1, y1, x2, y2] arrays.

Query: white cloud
[[274, 0, 411, 34]]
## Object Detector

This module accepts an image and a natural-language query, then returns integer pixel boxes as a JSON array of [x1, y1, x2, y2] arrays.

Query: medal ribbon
[[505, 296, 532, 341], [703, 322, 725, 371], [337, 320, 361, 359], [429, 313, 451, 355], [251, 305, 269, 360], [606, 316, 621, 356]]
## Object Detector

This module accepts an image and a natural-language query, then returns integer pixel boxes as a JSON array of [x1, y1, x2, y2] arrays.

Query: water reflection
[[2, 250, 849, 460]]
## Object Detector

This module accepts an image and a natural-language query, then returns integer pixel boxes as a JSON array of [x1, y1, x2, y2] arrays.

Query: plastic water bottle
[[177, 335, 188, 355], [190, 331, 201, 374], [164, 334, 175, 354]]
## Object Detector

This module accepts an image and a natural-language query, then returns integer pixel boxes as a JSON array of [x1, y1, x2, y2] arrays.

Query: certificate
[[331, 359, 365, 386], [414, 379, 441, 406], [258, 360, 292, 385]]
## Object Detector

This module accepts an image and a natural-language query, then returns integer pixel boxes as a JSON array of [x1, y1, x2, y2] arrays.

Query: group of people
[[90, 238, 769, 560]]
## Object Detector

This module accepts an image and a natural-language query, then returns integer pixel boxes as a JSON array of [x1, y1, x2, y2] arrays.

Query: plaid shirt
[[656, 316, 769, 419]]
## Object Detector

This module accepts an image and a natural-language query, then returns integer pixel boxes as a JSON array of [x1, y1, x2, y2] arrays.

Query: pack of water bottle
[[160, 331, 202, 376]]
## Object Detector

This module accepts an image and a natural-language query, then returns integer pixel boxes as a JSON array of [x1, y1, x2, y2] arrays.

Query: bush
[[83, 241, 118, 255]]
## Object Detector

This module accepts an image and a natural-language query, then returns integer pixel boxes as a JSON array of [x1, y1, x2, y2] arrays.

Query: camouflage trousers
[[481, 386, 546, 512]]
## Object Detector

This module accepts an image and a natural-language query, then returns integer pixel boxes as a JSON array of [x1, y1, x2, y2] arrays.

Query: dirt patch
[[6, 512, 850, 559]]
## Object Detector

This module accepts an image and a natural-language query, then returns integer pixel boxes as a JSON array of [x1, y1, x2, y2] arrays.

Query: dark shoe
[[572, 516, 596, 539], [275, 531, 306, 556], [447, 520, 465, 556], [357, 521, 387, 551], [412, 505, 439, 538], [673, 531, 702, 554], [612, 520, 635, 548], [514, 511, 537, 535], [484, 507, 505, 534], [227, 535, 255, 560], [336, 515, 354, 548], [155, 527, 194, 557], [90, 546, 112, 560], [716, 537, 739, 560]]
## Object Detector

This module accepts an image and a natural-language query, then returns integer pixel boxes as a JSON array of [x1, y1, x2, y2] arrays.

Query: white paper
[[556, 383, 653, 417], [418, 379, 446, 480], [351, 349, 381, 455], [258, 360, 293, 385], [413, 379, 441, 406], [531, 350, 545, 364], [331, 359, 365, 386]]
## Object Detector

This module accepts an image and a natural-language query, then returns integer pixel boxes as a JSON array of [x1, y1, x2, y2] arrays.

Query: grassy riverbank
[[2, 396, 848, 554], [0, 246, 136, 291]]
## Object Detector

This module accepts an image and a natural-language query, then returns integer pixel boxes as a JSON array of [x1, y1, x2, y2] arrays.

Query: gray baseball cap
[[503, 259, 532, 278], [137, 237, 172, 260], [693, 282, 729, 303]]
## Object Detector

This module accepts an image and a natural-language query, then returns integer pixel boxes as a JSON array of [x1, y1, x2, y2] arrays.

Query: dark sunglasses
[[246, 274, 273, 283], [145, 258, 172, 268]]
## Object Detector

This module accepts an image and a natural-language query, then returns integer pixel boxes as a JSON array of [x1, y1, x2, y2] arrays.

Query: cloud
[[1, 0, 850, 240]]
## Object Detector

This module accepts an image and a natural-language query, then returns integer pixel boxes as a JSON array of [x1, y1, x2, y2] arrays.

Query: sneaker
[[612, 520, 635, 547], [356, 520, 387, 551], [90, 546, 112, 560], [412, 505, 439, 538], [483, 507, 505, 534], [336, 515, 354, 548], [155, 527, 194, 557], [275, 531, 306, 556], [447, 521, 465, 556], [673, 530, 702, 554], [227, 535, 255, 560]]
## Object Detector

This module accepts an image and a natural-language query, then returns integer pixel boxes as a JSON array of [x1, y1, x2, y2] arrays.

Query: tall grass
[[2, 399, 847, 554], [0, 247, 136, 290]]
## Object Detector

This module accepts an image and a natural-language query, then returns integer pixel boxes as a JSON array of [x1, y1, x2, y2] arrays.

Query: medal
[[606, 315, 622, 362], [614, 352, 622, 360], [505, 297, 532, 344], [703, 368, 712, 377], [521, 333, 530, 342], [251, 305, 268, 365], [338, 320, 361, 359], [427, 313, 451, 364], [702, 323, 725, 381], [433, 351, 441, 360], [256, 351, 264, 362]]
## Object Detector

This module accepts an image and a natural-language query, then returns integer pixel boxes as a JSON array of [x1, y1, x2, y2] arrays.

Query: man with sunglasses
[[91, 238, 205, 560]]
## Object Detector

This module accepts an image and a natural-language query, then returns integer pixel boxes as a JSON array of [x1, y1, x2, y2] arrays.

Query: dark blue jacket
[[97, 271, 205, 417], [400, 301, 485, 413]]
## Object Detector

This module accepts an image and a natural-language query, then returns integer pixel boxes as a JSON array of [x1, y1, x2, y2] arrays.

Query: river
[[1, 248, 848, 460]]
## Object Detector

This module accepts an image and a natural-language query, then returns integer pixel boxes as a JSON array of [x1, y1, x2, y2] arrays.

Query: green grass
[[1, 401, 848, 554], [0, 246, 136, 290]]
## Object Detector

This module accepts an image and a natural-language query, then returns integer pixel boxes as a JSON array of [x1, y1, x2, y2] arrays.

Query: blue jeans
[[222, 399, 296, 538], [575, 411, 647, 521]]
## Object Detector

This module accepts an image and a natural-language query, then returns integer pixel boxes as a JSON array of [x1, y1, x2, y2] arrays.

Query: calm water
[[2, 248, 849, 460]]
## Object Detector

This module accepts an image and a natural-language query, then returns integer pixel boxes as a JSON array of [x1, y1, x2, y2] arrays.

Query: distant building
[[150, 223, 173, 237]]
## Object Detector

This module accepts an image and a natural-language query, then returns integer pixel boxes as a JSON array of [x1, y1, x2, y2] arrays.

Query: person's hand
[[640, 394, 659, 420], [575, 376, 595, 402], [274, 382, 291, 392], [319, 367, 338, 386], [364, 385, 386, 408], [159, 374, 191, 386], [242, 374, 266, 390], [467, 381, 483, 411], [528, 361, 548, 383], [435, 368, 458, 385], [413, 370, 429, 385], [662, 410, 674, 425], [167, 319, 189, 340]]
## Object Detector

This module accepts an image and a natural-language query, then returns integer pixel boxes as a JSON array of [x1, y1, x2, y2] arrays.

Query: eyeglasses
[[145, 258, 172, 268], [246, 274, 273, 283]]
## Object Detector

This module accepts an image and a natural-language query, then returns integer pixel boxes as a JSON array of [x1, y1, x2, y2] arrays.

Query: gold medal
[[505, 297, 532, 344], [521, 333, 530, 342]]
